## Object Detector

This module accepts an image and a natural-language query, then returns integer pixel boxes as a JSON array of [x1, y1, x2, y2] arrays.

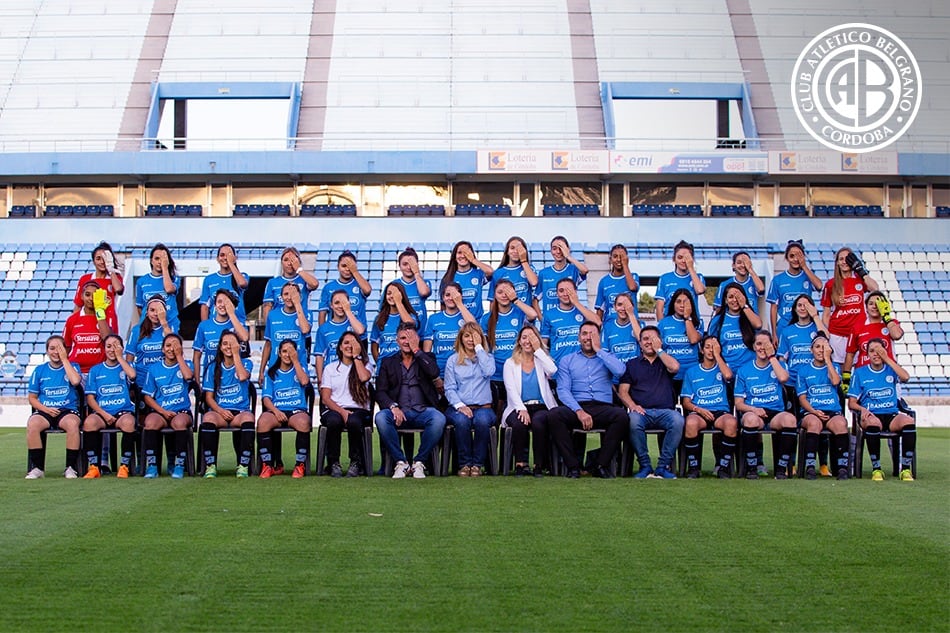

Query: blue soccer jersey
[[735, 359, 787, 410], [29, 362, 81, 410], [708, 312, 754, 371], [319, 278, 369, 329], [446, 267, 487, 320], [681, 363, 731, 412], [394, 276, 433, 332], [849, 365, 901, 415], [489, 264, 537, 306], [263, 273, 315, 312], [796, 361, 842, 413], [713, 275, 762, 314], [127, 324, 167, 387], [143, 359, 194, 412], [777, 322, 819, 385], [657, 315, 703, 381], [202, 358, 253, 410], [656, 271, 705, 311], [314, 318, 356, 366], [423, 310, 466, 374], [264, 307, 309, 368], [371, 313, 418, 361], [536, 263, 584, 317], [767, 271, 817, 340], [595, 272, 640, 321], [262, 368, 307, 411], [86, 361, 134, 415], [540, 306, 586, 366], [193, 316, 236, 377], [200, 271, 249, 323], [481, 306, 528, 381], [602, 317, 641, 366], [135, 273, 181, 331]]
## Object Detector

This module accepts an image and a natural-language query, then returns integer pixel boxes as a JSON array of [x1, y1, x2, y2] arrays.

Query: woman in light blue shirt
[[444, 322, 496, 476]]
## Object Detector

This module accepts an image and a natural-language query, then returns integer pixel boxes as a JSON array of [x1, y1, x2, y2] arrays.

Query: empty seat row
[[8, 205, 36, 217], [146, 204, 203, 217], [813, 205, 884, 217], [543, 204, 600, 216], [454, 204, 512, 216], [631, 204, 703, 217], [233, 204, 291, 217], [936, 206, 949, 218], [299, 204, 357, 217], [778, 204, 809, 217], [388, 205, 446, 216], [710, 204, 753, 217], [44, 205, 115, 217]]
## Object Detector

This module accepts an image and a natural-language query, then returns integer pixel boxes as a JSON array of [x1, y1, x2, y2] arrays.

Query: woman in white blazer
[[503, 325, 558, 476]]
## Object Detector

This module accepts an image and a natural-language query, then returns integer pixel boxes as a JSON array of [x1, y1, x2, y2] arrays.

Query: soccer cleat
[[171, 465, 185, 479], [292, 463, 306, 479], [775, 470, 789, 480], [411, 461, 426, 479], [565, 467, 581, 479], [259, 464, 275, 479], [532, 465, 545, 478], [871, 468, 884, 481], [203, 464, 217, 479], [650, 467, 677, 480], [391, 461, 409, 479], [458, 465, 471, 477], [117, 464, 130, 479], [756, 464, 769, 477], [272, 465, 285, 476], [745, 468, 759, 480], [83, 464, 101, 479], [804, 466, 817, 480], [819, 464, 832, 477], [64, 466, 79, 479], [899, 468, 915, 481], [235, 465, 249, 478], [686, 468, 701, 479], [591, 464, 615, 479], [330, 462, 344, 478], [25, 467, 45, 480], [514, 464, 528, 477], [633, 466, 653, 479], [144, 465, 159, 479], [836, 468, 850, 480], [717, 465, 733, 479], [345, 461, 362, 478]]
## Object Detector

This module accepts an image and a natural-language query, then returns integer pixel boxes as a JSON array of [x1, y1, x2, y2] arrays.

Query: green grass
[[0, 428, 947, 632]]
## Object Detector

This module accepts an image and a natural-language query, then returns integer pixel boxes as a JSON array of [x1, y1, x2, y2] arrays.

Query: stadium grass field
[[0, 427, 946, 632]]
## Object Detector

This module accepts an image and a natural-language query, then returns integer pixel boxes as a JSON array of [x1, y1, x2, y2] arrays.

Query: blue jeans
[[374, 407, 446, 464], [629, 408, 684, 470], [447, 407, 496, 468]]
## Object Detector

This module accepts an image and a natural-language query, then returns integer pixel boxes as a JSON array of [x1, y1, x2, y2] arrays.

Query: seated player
[[82, 334, 137, 479], [680, 336, 738, 479], [201, 331, 255, 478], [258, 339, 313, 479], [140, 333, 194, 479], [25, 336, 83, 479], [796, 333, 850, 480]]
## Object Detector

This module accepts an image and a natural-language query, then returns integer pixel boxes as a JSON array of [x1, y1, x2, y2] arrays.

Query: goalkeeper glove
[[93, 288, 109, 321], [841, 371, 851, 397], [875, 295, 893, 324], [103, 250, 116, 275], [845, 252, 868, 279]]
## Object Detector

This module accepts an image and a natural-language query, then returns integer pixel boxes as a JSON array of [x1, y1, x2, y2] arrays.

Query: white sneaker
[[64, 466, 79, 479], [411, 461, 426, 479], [25, 467, 45, 480], [391, 461, 409, 479]]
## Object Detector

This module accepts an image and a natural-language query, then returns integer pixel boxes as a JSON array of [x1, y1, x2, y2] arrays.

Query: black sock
[[174, 430, 189, 467], [28, 447, 46, 471], [295, 431, 310, 466], [832, 432, 849, 470], [754, 434, 764, 467], [121, 431, 136, 466], [901, 425, 916, 469], [239, 422, 255, 467], [66, 449, 80, 471], [684, 438, 701, 470], [257, 432, 273, 467], [818, 433, 830, 467], [741, 428, 758, 469], [780, 430, 798, 474], [804, 432, 819, 468], [84, 430, 102, 466], [720, 438, 736, 472], [272, 431, 284, 467], [864, 426, 882, 470], [143, 430, 160, 467], [200, 423, 219, 466], [231, 431, 241, 465], [711, 434, 723, 468]]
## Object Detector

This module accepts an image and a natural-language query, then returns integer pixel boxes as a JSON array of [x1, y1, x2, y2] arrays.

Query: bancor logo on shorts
[[791, 23, 922, 153]]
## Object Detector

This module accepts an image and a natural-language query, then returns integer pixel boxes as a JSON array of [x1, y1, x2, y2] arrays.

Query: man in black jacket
[[375, 322, 446, 478]]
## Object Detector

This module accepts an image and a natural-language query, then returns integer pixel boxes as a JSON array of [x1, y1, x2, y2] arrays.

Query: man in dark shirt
[[375, 322, 446, 478], [618, 326, 684, 479]]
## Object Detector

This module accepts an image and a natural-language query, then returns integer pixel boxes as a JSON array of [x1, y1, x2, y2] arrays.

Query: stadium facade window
[[888, 185, 906, 218], [601, 82, 757, 151], [232, 185, 293, 208], [451, 182, 515, 207], [12, 185, 38, 209], [298, 184, 360, 207], [45, 186, 116, 209], [608, 183, 625, 217], [910, 186, 928, 218], [384, 184, 448, 208], [144, 82, 302, 151], [146, 185, 206, 207], [518, 183, 537, 217], [778, 185, 807, 208], [708, 185, 754, 207], [362, 185, 384, 217], [810, 185, 884, 208], [631, 184, 703, 206], [932, 186, 949, 215], [540, 183, 602, 206]]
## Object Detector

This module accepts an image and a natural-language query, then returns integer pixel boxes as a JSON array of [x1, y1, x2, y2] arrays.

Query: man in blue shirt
[[618, 326, 685, 479], [546, 321, 627, 479]]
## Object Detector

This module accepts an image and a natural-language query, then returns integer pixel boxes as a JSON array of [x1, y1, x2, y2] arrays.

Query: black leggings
[[321, 407, 372, 466], [506, 404, 550, 468]]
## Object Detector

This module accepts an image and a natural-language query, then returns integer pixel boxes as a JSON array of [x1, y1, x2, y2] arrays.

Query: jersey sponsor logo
[[274, 330, 301, 343], [161, 383, 185, 397], [750, 383, 777, 396], [44, 386, 70, 398], [141, 341, 162, 353], [99, 397, 127, 408], [275, 387, 299, 400], [100, 384, 125, 396], [665, 334, 688, 345], [842, 294, 863, 306], [74, 333, 101, 344], [867, 387, 893, 399], [697, 385, 724, 398], [810, 384, 835, 396]]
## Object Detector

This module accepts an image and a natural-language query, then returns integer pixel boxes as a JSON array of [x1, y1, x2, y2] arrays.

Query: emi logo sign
[[791, 23, 921, 153]]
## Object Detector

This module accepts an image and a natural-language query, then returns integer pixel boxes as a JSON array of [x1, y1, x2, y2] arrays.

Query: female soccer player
[[713, 250, 764, 315], [260, 246, 319, 324], [439, 241, 493, 320], [201, 331, 255, 478], [127, 296, 174, 388], [134, 243, 180, 331], [595, 244, 639, 322], [314, 289, 366, 384], [767, 240, 822, 343], [680, 336, 738, 478], [318, 250, 372, 329], [392, 246, 432, 330], [258, 339, 313, 479], [502, 325, 557, 477], [797, 333, 850, 480], [82, 334, 137, 479], [848, 339, 914, 481], [63, 280, 112, 374], [601, 292, 642, 367], [734, 331, 796, 479], [489, 236, 538, 306], [444, 322, 497, 476], [706, 282, 760, 371], [656, 288, 703, 392], [540, 277, 600, 365], [320, 332, 374, 477], [423, 282, 477, 376], [199, 243, 249, 323], [192, 289, 249, 383], [778, 294, 830, 391], [25, 336, 83, 479], [654, 240, 706, 321], [72, 241, 123, 332], [480, 279, 539, 415], [140, 333, 194, 479], [536, 235, 589, 317], [371, 281, 418, 362], [821, 247, 880, 362], [843, 291, 904, 374], [259, 282, 310, 383]]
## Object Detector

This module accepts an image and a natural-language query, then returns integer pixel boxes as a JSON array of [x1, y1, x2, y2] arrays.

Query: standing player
[[601, 292, 641, 367], [192, 289, 249, 383], [821, 247, 880, 363], [843, 291, 903, 377], [25, 336, 83, 479], [63, 281, 112, 374], [391, 247, 432, 331], [713, 251, 764, 315], [680, 336, 738, 478], [706, 282, 760, 372], [654, 240, 706, 321], [199, 243, 249, 323], [767, 240, 822, 343], [260, 246, 320, 324], [540, 278, 600, 366], [797, 334, 850, 480], [439, 241, 493, 320], [656, 289, 703, 394], [318, 250, 372, 329], [423, 282, 478, 380], [140, 333, 194, 479], [595, 244, 639, 322], [489, 236, 538, 306], [371, 282, 419, 363], [259, 283, 311, 384], [71, 241, 123, 333], [134, 244, 180, 331], [535, 236, 589, 317], [82, 335, 137, 479], [126, 296, 174, 388], [314, 289, 366, 384]]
